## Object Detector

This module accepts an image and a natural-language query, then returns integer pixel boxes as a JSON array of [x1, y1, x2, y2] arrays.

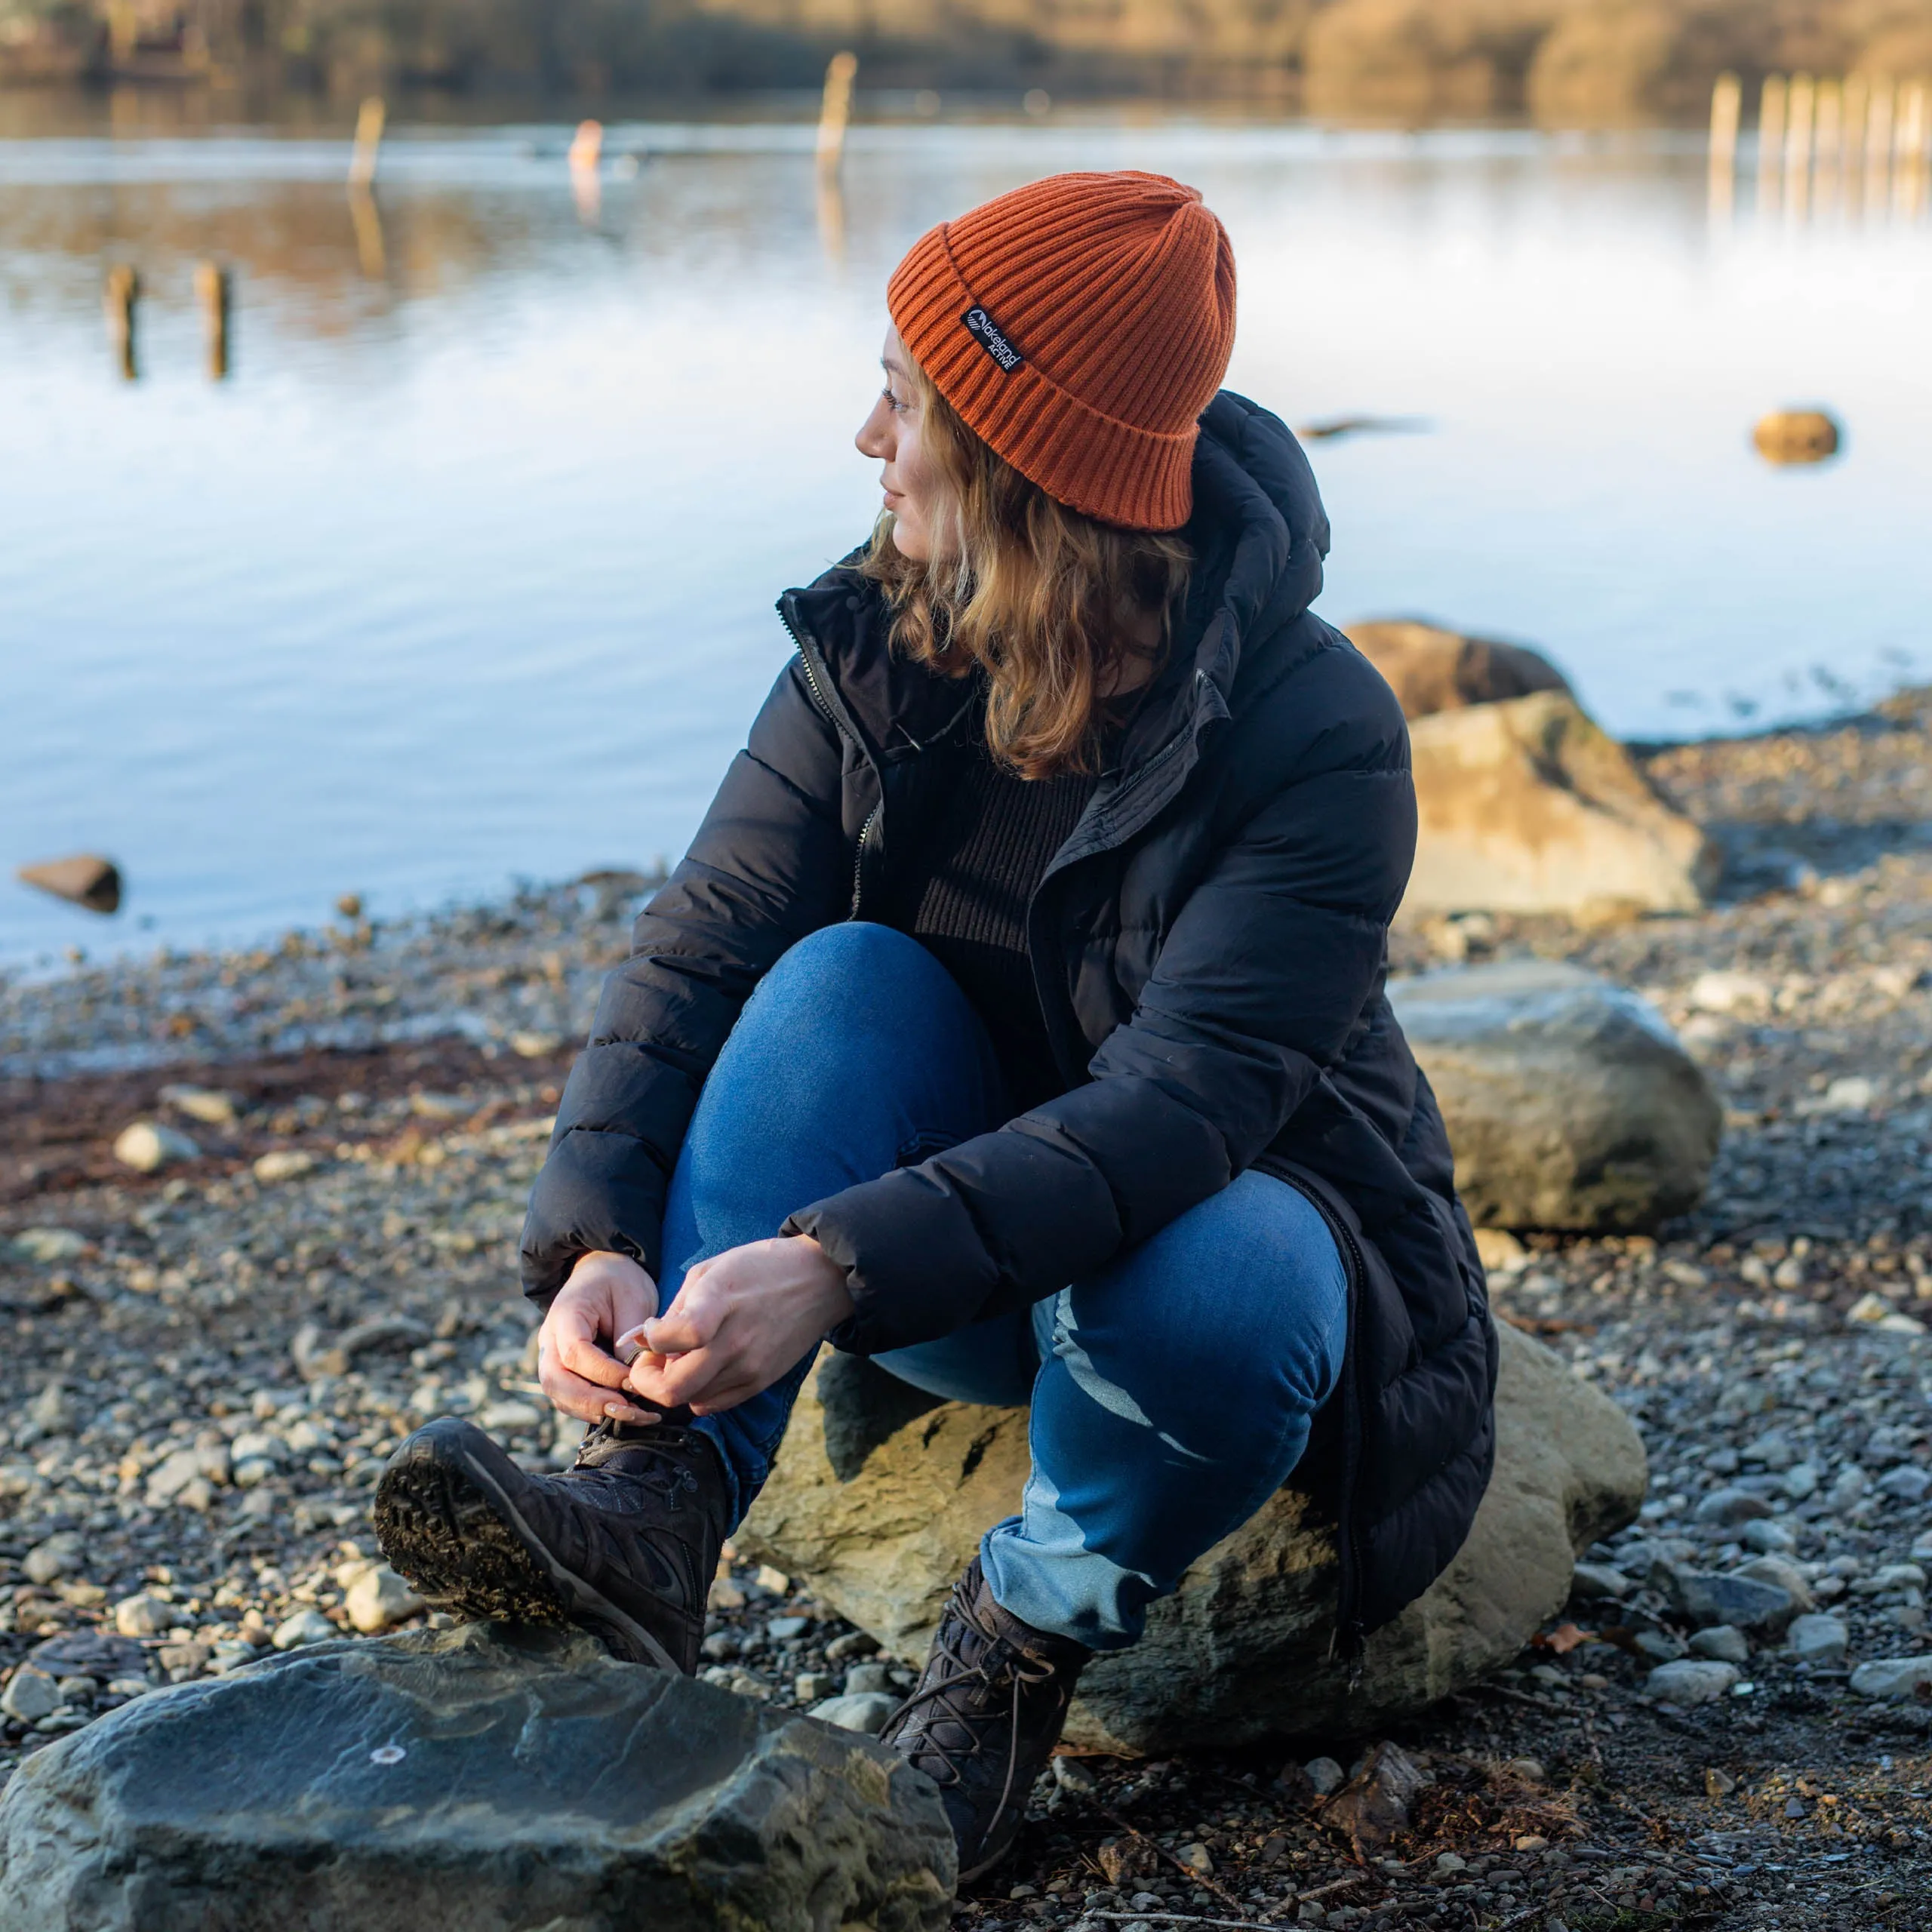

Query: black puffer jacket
[[523, 392, 1497, 1642]]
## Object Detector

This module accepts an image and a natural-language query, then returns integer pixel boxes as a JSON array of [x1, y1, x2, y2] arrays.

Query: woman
[[376, 170, 1497, 1879]]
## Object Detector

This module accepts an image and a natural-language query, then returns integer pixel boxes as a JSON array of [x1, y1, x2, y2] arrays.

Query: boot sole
[[373, 1418, 681, 1673]]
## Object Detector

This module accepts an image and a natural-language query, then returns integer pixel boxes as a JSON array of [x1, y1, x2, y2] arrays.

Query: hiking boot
[[373, 1411, 730, 1674], [881, 1555, 1091, 1881]]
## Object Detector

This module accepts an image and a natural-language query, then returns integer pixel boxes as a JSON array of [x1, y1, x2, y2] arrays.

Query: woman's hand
[[623, 1235, 854, 1417], [538, 1249, 661, 1425]]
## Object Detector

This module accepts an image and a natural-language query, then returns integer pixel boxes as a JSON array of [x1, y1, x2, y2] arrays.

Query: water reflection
[[2, 109, 1928, 962]]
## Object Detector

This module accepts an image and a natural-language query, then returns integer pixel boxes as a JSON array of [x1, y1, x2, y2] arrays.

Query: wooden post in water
[[1785, 72, 1815, 217], [195, 260, 231, 380], [1757, 73, 1787, 212], [103, 263, 137, 380], [349, 96, 386, 189], [1866, 81, 1894, 214], [569, 118, 603, 224], [1896, 82, 1928, 218], [1708, 71, 1741, 218], [1814, 77, 1842, 209], [817, 51, 858, 174]]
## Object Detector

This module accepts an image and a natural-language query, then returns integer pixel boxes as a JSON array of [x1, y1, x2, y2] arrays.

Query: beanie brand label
[[961, 306, 1024, 373]]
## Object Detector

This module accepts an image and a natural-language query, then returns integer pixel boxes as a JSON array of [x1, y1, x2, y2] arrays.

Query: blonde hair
[[860, 360, 1192, 779]]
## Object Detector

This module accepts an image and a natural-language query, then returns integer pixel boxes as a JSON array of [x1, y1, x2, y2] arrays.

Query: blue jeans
[[660, 923, 1348, 1651]]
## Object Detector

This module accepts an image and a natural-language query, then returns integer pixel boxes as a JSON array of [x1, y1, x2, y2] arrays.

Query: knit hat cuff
[[888, 221, 1198, 534]]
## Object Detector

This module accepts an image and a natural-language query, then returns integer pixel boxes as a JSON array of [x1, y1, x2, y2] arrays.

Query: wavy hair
[[860, 360, 1192, 779]]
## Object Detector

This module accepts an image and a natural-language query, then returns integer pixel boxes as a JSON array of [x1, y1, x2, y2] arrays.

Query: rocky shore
[[2, 694, 1930, 1928]]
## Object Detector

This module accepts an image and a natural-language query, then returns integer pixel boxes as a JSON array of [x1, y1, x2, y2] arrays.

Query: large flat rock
[[0, 1622, 954, 1932], [1389, 958, 1722, 1232], [740, 1322, 1645, 1754]]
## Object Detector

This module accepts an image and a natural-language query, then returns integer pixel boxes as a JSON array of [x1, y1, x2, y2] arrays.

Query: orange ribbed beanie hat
[[886, 171, 1236, 533]]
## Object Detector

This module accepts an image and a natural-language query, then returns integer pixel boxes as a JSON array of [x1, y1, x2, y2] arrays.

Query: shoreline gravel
[[2, 695, 1929, 1927]]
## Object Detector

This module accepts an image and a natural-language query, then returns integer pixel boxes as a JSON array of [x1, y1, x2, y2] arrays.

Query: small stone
[[794, 1671, 836, 1704], [1694, 1487, 1773, 1527], [1877, 1466, 1932, 1504], [808, 1690, 898, 1734], [843, 1661, 895, 1697], [271, 1609, 338, 1651], [1740, 1519, 1797, 1555], [145, 1445, 229, 1506], [753, 1565, 790, 1596], [112, 1594, 171, 1639], [824, 1631, 878, 1663], [509, 1030, 565, 1059], [1, 1667, 60, 1723], [1735, 1554, 1813, 1611], [112, 1121, 200, 1174], [23, 1534, 84, 1586], [1304, 1755, 1346, 1796], [1435, 1853, 1469, 1874], [1650, 1559, 1795, 1635], [1051, 1755, 1097, 1793], [1644, 1659, 1740, 1706], [1568, 1561, 1631, 1601], [1632, 1629, 1684, 1663], [252, 1149, 315, 1183], [1848, 1656, 1932, 1700], [343, 1566, 423, 1635], [158, 1085, 240, 1127], [1781, 1461, 1821, 1502], [1689, 1626, 1749, 1664], [767, 1616, 810, 1642], [1512, 1834, 1549, 1854], [17, 853, 121, 913], [6, 1228, 87, 1265], [1703, 1767, 1737, 1798], [1786, 1614, 1850, 1665], [1175, 1843, 1214, 1876]]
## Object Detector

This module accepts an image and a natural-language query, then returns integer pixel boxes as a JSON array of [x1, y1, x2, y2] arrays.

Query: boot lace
[[883, 1573, 1058, 1826]]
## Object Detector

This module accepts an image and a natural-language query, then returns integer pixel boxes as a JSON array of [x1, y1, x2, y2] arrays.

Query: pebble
[[23, 1533, 85, 1586], [0, 1669, 60, 1724], [1687, 1625, 1750, 1664], [272, 1609, 339, 1651], [1644, 1659, 1740, 1706], [112, 1121, 200, 1174], [253, 1150, 317, 1183], [112, 1594, 172, 1639], [343, 1565, 423, 1634], [1786, 1613, 1850, 1664], [843, 1661, 895, 1696], [807, 1691, 897, 1734], [1303, 1755, 1346, 1795], [1847, 1655, 1932, 1700]]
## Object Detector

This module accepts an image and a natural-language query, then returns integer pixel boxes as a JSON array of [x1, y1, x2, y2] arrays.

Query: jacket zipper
[[782, 605, 881, 921]]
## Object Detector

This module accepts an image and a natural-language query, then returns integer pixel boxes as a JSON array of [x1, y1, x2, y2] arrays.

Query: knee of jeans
[[1056, 1238, 1346, 1450], [750, 923, 946, 1028]]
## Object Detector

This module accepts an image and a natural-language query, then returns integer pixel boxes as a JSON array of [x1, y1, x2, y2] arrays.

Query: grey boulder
[[1387, 960, 1721, 1232], [740, 1321, 1645, 1753], [1786, 1614, 1850, 1665], [0, 1622, 952, 1932]]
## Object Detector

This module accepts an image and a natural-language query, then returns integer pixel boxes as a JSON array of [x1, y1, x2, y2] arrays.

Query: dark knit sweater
[[886, 749, 1097, 1112]]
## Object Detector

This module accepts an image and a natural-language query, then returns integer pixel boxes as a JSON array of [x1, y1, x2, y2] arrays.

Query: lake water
[[5, 104, 1930, 964]]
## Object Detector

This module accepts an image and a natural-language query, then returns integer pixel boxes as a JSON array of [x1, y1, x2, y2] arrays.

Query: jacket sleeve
[[786, 717, 1416, 1353], [520, 657, 851, 1305]]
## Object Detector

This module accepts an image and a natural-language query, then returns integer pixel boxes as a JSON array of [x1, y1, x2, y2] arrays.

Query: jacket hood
[[782, 389, 1331, 774]]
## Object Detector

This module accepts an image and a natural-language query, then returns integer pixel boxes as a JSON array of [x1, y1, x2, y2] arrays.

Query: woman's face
[[855, 326, 943, 562]]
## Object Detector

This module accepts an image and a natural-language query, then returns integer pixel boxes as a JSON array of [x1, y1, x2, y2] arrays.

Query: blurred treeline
[[5, 0, 1931, 108]]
